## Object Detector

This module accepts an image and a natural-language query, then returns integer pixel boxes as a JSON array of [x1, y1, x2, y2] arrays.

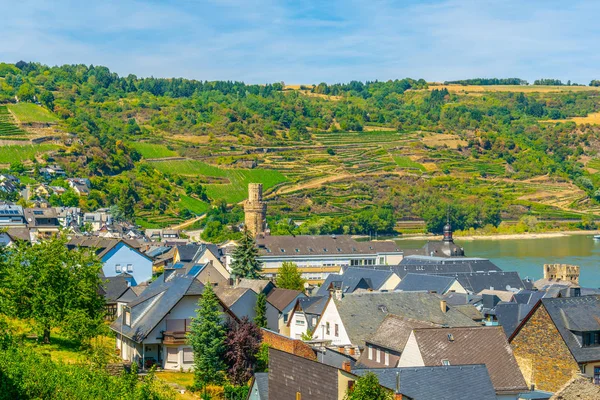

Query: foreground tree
[[254, 292, 267, 328], [276, 262, 306, 291], [188, 283, 227, 388], [230, 229, 262, 279], [1, 236, 104, 344], [224, 317, 262, 386], [346, 372, 393, 400]]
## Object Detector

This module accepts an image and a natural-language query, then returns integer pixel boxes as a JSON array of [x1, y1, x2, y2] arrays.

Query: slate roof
[[102, 274, 131, 303], [361, 255, 501, 279], [494, 302, 534, 338], [23, 207, 59, 227], [332, 292, 478, 347], [214, 286, 252, 308], [5, 227, 30, 242], [404, 239, 465, 257], [316, 267, 396, 296], [453, 304, 484, 322], [250, 372, 268, 400], [441, 271, 526, 293], [267, 288, 303, 312], [411, 326, 528, 393], [67, 236, 145, 259], [255, 234, 401, 257], [367, 314, 440, 352], [352, 365, 497, 400], [175, 244, 201, 262], [237, 279, 275, 295], [479, 289, 515, 302], [537, 295, 600, 363], [395, 273, 458, 294], [315, 347, 357, 369], [292, 296, 328, 332], [110, 274, 206, 342]]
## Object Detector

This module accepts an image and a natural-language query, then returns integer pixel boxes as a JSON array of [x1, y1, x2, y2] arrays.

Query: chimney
[[440, 300, 447, 313], [341, 361, 351, 372]]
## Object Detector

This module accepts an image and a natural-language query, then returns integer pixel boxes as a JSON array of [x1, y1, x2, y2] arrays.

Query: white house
[[265, 288, 306, 336]]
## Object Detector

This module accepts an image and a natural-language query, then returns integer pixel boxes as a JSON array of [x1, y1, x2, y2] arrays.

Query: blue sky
[[1, 0, 599, 84]]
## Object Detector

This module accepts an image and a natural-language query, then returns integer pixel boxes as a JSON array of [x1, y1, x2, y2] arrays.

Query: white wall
[[290, 312, 308, 339], [312, 299, 351, 346], [397, 332, 425, 367], [447, 280, 468, 294], [382, 274, 401, 291]]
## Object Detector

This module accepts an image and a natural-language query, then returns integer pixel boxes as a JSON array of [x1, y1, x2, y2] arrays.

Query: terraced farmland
[[0, 143, 60, 164], [150, 159, 288, 203], [130, 142, 179, 159], [0, 106, 27, 136]]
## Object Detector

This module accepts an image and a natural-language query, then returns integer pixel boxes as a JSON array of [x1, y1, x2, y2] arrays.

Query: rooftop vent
[[378, 305, 388, 313], [447, 334, 454, 342]]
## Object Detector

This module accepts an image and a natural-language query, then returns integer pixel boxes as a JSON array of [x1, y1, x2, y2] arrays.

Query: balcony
[[162, 331, 188, 345]]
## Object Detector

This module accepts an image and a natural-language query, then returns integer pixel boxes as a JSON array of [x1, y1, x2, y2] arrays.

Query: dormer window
[[295, 249, 300, 253], [266, 248, 271, 253], [583, 331, 600, 347], [323, 248, 328, 252], [280, 249, 285, 253], [442, 359, 450, 366], [115, 264, 122, 273], [308, 248, 314, 252], [123, 307, 131, 327]]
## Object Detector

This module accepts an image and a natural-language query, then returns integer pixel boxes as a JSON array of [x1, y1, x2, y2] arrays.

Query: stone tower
[[543, 264, 580, 285], [244, 183, 266, 236]]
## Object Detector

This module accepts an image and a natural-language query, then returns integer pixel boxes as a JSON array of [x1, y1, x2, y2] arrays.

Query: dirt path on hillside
[[167, 214, 206, 230]]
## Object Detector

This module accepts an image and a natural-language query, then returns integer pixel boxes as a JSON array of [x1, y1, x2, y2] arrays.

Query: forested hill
[[2, 61, 600, 240]]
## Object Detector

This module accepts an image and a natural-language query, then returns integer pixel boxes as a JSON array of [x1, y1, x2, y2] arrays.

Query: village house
[[312, 292, 478, 355], [214, 285, 280, 332], [398, 326, 528, 399], [288, 295, 328, 339], [68, 237, 153, 285], [24, 207, 60, 241], [356, 314, 440, 369], [266, 287, 306, 335], [110, 272, 239, 371], [510, 295, 600, 393], [83, 209, 112, 231], [316, 267, 401, 297], [0, 204, 26, 227], [0, 227, 30, 246], [39, 164, 66, 178], [167, 260, 230, 286], [247, 372, 269, 400], [66, 178, 91, 196]]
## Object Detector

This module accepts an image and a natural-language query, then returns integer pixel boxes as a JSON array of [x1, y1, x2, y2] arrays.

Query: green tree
[[230, 230, 262, 279], [254, 292, 267, 328], [39, 90, 55, 110], [188, 284, 227, 388], [276, 262, 305, 291], [346, 372, 393, 400], [0, 236, 104, 344], [17, 83, 35, 102]]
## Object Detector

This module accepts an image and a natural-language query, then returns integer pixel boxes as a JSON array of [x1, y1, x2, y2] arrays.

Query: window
[[368, 346, 373, 360], [326, 322, 330, 335], [126, 264, 133, 273], [335, 324, 339, 337], [115, 264, 122, 273], [183, 348, 194, 363], [295, 249, 300, 252], [296, 319, 305, 326], [280, 249, 285, 253], [376, 349, 381, 363], [312, 317, 317, 325], [379, 257, 384, 264], [284, 313, 289, 323], [442, 359, 450, 366], [583, 331, 600, 347], [595, 367, 600, 385], [167, 347, 178, 363], [123, 308, 131, 326]]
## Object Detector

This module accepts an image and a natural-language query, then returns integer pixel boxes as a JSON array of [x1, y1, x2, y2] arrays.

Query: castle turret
[[543, 264, 580, 285], [244, 183, 266, 237]]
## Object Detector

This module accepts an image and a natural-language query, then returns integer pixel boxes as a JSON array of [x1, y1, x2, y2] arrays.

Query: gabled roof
[[248, 372, 268, 400], [331, 292, 478, 347], [411, 326, 528, 393], [214, 286, 253, 308], [102, 274, 131, 303], [110, 274, 208, 342], [367, 314, 440, 352], [352, 365, 497, 400], [361, 256, 501, 279], [494, 302, 535, 338], [316, 267, 395, 296], [68, 236, 147, 259], [267, 288, 304, 312], [538, 295, 600, 363], [5, 227, 30, 242], [453, 304, 484, 322], [395, 273, 458, 294], [237, 278, 275, 295], [479, 289, 515, 302], [175, 244, 201, 262], [288, 295, 328, 332], [315, 347, 357, 370], [442, 271, 525, 293]]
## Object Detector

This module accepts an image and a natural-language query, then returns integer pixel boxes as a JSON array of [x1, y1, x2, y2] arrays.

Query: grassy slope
[[130, 141, 178, 158], [8, 103, 59, 123], [0, 143, 59, 163], [152, 159, 288, 203]]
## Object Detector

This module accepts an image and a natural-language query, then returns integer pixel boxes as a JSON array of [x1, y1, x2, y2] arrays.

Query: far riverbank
[[395, 230, 600, 242]]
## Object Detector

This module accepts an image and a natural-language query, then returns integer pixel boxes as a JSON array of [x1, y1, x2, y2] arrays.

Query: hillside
[[2, 61, 600, 237]]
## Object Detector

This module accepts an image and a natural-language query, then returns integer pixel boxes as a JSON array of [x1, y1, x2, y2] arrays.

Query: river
[[395, 234, 600, 288]]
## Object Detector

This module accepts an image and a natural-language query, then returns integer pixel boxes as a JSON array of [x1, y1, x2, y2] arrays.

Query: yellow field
[[421, 133, 467, 149], [543, 111, 600, 125], [427, 84, 599, 93]]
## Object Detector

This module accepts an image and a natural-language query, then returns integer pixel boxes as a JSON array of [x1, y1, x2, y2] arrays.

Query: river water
[[395, 234, 600, 288]]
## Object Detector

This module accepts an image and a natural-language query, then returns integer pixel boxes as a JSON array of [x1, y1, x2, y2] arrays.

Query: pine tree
[[230, 229, 262, 279], [346, 372, 393, 400], [188, 284, 226, 388], [254, 293, 267, 328], [276, 262, 306, 291]]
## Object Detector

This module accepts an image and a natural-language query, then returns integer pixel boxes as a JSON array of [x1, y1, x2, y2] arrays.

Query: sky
[[1, 0, 599, 84]]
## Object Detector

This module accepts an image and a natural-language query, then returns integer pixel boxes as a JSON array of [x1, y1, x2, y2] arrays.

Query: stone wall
[[510, 304, 580, 392]]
